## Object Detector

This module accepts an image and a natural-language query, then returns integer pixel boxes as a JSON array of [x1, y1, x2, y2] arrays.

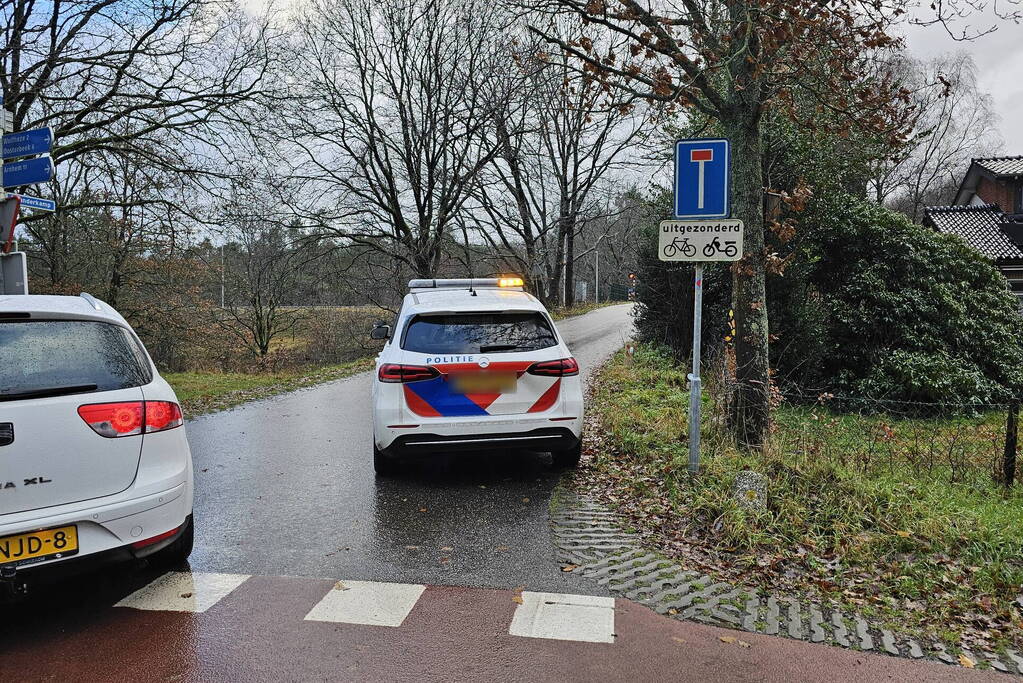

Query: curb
[[551, 489, 1022, 675]]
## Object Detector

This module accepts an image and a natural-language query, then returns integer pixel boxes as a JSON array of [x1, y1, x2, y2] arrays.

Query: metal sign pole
[[688, 263, 703, 474]]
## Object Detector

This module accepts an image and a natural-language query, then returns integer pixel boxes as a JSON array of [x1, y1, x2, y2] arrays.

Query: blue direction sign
[[7, 192, 55, 212], [674, 138, 730, 219], [2, 156, 55, 187], [2, 127, 53, 160]]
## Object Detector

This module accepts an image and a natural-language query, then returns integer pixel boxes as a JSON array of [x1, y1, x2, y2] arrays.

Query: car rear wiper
[[0, 383, 99, 402], [479, 344, 521, 352]]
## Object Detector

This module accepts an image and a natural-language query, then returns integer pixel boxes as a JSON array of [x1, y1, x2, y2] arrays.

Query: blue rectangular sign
[[7, 192, 55, 212], [2, 127, 53, 159], [674, 138, 730, 219], [2, 156, 55, 187]]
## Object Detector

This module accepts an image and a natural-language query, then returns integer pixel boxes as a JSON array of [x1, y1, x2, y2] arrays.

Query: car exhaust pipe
[[0, 564, 29, 595]]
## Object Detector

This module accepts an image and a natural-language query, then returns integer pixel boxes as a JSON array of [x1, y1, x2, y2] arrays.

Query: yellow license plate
[[0, 525, 78, 566], [452, 373, 517, 394]]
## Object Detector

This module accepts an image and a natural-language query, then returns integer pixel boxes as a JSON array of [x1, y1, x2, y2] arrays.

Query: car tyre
[[551, 442, 582, 469], [148, 515, 194, 569], [374, 444, 400, 476]]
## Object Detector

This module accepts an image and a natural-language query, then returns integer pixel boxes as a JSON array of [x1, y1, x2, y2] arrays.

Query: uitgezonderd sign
[[658, 219, 744, 262]]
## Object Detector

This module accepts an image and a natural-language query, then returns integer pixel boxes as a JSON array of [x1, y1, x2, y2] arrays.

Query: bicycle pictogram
[[702, 236, 738, 258], [662, 236, 697, 258]]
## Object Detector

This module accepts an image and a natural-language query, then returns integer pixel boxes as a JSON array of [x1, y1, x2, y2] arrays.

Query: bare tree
[[872, 53, 1002, 222], [216, 184, 304, 359], [286, 0, 514, 278], [471, 21, 653, 305], [2, 0, 279, 216]]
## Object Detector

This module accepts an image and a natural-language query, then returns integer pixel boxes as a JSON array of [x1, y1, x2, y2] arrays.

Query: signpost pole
[[688, 263, 703, 474]]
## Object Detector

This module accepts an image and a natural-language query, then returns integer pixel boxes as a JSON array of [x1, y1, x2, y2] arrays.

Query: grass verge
[[582, 343, 1023, 653], [165, 357, 374, 417], [549, 300, 625, 320]]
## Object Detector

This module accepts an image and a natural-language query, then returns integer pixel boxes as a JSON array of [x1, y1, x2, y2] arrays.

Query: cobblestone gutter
[[551, 489, 1023, 675]]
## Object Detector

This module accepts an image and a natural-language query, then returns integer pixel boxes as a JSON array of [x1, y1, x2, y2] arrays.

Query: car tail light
[[145, 401, 184, 432], [528, 358, 579, 377], [378, 363, 439, 383], [78, 401, 183, 438]]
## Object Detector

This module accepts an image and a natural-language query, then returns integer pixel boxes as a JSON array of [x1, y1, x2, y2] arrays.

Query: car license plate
[[452, 373, 517, 394], [0, 525, 78, 566]]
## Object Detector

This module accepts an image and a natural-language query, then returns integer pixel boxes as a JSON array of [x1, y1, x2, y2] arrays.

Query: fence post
[[1004, 401, 1018, 488]]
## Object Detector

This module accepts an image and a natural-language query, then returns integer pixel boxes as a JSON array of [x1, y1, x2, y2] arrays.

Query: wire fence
[[705, 381, 1022, 490]]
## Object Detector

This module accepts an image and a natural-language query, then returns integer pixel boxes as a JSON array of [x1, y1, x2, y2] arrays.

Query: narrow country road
[[3, 303, 995, 682], [183, 303, 635, 592]]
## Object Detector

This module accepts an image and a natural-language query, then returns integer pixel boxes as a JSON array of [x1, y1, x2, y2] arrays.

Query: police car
[[0, 293, 194, 595], [371, 278, 583, 475]]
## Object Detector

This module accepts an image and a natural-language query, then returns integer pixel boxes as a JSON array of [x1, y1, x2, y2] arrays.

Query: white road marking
[[115, 572, 250, 613], [304, 580, 426, 627], [509, 592, 615, 644]]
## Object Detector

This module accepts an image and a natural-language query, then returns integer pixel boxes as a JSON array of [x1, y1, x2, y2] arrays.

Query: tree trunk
[[564, 225, 576, 307], [726, 114, 770, 450]]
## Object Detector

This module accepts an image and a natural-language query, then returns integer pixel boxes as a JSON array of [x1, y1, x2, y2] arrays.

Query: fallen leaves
[[561, 564, 579, 572], [179, 592, 193, 599], [719, 635, 751, 648], [895, 531, 911, 538], [958, 654, 975, 669], [333, 581, 348, 591]]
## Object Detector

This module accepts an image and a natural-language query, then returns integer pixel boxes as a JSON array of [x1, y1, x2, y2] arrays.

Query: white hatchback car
[[371, 278, 583, 475], [0, 293, 194, 594]]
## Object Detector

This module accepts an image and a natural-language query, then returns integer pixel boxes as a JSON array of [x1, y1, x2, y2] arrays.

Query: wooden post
[[1004, 401, 1018, 487]]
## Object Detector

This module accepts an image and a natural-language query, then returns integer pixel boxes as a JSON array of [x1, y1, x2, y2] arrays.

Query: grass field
[[165, 358, 374, 417], [584, 344, 1023, 652]]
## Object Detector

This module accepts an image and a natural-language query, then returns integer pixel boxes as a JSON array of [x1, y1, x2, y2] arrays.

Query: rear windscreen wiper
[[479, 344, 521, 352], [0, 383, 99, 402]]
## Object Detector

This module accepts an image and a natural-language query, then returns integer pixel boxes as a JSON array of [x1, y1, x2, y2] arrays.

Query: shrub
[[771, 193, 1023, 403]]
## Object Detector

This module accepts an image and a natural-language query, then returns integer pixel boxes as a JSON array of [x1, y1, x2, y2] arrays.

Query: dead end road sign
[[674, 138, 730, 219]]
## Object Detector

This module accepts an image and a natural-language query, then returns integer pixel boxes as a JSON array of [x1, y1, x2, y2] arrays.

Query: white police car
[[0, 293, 194, 594], [371, 278, 583, 475]]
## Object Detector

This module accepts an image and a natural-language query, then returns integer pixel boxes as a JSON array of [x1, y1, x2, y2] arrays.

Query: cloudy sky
[[900, 10, 1023, 153]]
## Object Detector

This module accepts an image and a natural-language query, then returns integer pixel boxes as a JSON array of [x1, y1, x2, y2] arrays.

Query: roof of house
[[922, 203, 1023, 261], [974, 156, 1023, 178], [953, 155, 1023, 205]]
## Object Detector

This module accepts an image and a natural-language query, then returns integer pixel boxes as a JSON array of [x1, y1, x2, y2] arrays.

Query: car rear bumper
[[2, 515, 192, 588], [0, 482, 191, 576], [381, 427, 579, 458]]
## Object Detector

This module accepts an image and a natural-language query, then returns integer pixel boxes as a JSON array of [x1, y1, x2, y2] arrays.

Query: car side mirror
[[370, 325, 391, 340]]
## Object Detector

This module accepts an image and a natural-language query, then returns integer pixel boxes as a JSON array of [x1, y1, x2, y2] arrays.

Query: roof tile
[[973, 156, 1023, 177], [923, 203, 1023, 261]]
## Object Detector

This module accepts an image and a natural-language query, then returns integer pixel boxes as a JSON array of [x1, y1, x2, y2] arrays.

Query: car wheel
[[551, 442, 582, 469], [374, 444, 400, 476], [148, 515, 194, 569]]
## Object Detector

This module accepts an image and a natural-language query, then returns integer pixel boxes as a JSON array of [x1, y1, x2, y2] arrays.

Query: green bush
[[772, 193, 1023, 403]]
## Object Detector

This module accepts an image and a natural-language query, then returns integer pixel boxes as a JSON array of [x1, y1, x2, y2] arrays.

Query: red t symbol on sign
[[690, 149, 714, 209]]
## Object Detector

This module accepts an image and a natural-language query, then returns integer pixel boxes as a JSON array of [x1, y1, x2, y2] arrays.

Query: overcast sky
[[900, 10, 1023, 154]]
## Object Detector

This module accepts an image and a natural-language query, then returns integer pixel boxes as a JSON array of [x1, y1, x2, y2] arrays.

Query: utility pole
[[594, 248, 599, 303], [220, 244, 225, 308]]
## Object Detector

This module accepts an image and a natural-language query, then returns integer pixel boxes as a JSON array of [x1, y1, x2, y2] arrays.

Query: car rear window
[[401, 313, 558, 354], [0, 320, 152, 399]]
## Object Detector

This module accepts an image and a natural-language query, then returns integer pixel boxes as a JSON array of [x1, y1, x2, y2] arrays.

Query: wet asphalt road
[[184, 304, 634, 594]]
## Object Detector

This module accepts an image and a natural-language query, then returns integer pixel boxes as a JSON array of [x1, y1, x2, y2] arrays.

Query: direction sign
[[3, 127, 53, 159], [658, 219, 744, 262], [674, 138, 730, 219], [2, 156, 55, 187], [7, 192, 55, 212], [0, 109, 12, 134]]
